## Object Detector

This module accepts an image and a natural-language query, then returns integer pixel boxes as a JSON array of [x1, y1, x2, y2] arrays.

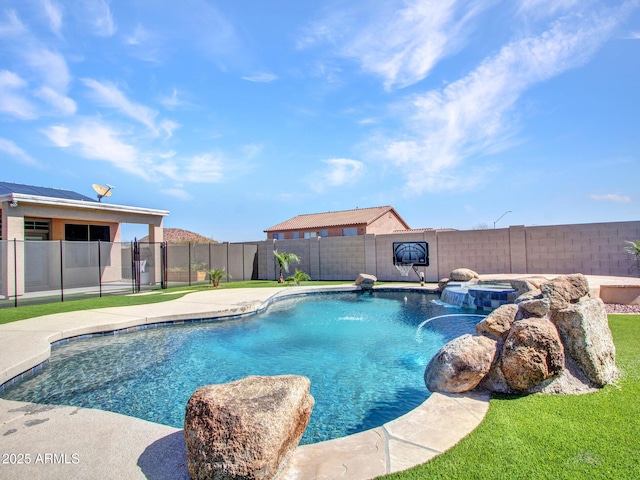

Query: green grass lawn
[[384, 314, 640, 479], [0, 280, 353, 324]]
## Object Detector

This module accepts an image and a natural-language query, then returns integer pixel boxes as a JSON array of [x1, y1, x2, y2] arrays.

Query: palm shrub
[[286, 268, 310, 286], [207, 268, 230, 287], [273, 250, 301, 283], [625, 240, 640, 273]]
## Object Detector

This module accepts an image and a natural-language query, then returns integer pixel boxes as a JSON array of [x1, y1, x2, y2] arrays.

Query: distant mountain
[[139, 228, 218, 244]]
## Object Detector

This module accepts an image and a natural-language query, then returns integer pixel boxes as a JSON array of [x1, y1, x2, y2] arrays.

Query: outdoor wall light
[[9, 200, 18, 208]]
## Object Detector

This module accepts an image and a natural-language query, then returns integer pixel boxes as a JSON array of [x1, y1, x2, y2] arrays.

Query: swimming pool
[[1, 290, 482, 444]]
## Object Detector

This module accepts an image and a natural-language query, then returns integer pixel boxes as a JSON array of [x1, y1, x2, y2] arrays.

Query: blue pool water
[[1, 291, 482, 444]]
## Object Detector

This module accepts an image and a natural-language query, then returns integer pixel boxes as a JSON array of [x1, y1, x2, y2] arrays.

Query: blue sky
[[1, 0, 639, 242]]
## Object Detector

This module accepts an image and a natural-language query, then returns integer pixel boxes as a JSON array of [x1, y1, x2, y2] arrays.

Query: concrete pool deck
[[1, 275, 638, 479]]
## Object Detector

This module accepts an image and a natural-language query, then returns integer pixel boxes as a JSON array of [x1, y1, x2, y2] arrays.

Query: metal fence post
[[59, 240, 64, 302], [13, 239, 18, 308], [98, 240, 102, 297], [130, 241, 135, 293], [161, 241, 168, 289]]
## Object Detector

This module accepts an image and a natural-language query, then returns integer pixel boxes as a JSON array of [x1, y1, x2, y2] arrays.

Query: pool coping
[[0, 284, 489, 479]]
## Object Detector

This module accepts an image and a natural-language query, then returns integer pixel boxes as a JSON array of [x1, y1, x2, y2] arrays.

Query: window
[[303, 232, 317, 239], [24, 219, 51, 240], [292, 232, 299, 239], [320, 230, 328, 237], [65, 224, 110, 242], [64, 224, 112, 268], [272, 233, 284, 240], [342, 227, 358, 236]]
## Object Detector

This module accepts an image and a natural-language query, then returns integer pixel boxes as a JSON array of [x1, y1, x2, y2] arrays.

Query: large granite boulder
[[508, 277, 548, 297], [540, 274, 590, 310], [518, 298, 550, 318], [355, 273, 377, 289], [553, 298, 618, 387], [450, 268, 479, 282], [500, 317, 565, 393], [475, 304, 519, 340], [184, 375, 314, 480], [424, 334, 497, 393]]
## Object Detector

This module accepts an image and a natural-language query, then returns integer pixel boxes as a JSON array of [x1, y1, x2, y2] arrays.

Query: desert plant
[[273, 250, 301, 283], [207, 268, 230, 287], [286, 268, 310, 286], [625, 240, 640, 272]]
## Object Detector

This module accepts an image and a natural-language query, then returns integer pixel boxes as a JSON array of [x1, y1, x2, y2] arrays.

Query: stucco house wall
[[366, 212, 410, 235]]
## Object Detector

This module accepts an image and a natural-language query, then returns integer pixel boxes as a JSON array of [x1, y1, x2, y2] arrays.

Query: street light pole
[[494, 210, 512, 229]]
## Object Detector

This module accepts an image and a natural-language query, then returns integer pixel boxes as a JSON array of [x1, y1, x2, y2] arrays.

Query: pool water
[[1, 291, 481, 444]]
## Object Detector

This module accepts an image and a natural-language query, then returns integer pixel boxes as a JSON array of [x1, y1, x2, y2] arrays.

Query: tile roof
[[0, 181, 96, 202], [265, 206, 410, 232]]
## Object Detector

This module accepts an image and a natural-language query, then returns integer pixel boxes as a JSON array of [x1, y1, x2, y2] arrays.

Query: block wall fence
[[248, 221, 640, 282]]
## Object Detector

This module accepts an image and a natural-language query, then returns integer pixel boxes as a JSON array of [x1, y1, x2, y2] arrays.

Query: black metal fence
[[0, 240, 258, 309]]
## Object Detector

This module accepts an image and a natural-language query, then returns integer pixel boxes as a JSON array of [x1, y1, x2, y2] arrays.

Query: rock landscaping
[[426, 273, 619, 395], [184, 375, 314, 480]]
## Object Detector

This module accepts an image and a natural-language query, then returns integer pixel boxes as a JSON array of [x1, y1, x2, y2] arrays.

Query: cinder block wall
[[525, 222, 639, 276], [436, 228, 512, 277], [251, 220, 640, 281], [318, 236, 366, 280]]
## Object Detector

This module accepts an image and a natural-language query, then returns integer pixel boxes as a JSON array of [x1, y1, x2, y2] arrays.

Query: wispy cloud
[[153, 152, 224, 183], [124, 24, 148, 46], [181, 153, 224, 183], [241, 144, 263, 159], [35, 86, 77, 115], [123, 24, 165, 64], [43, 118, 226, 184], [300, 0, 491, 90], [242, 72, 278, 83], [589, 193, 632, 203], [81, 0, 116, 37], [358, 118, 377, 125], [312, 158, 364, 192], [41, 0, 63, 36], [82, 78, 165, 135], [158, 88, 192, 110], [23, 46, 75, 115], [0, 138, 41, 167], [0, 10, 75, 117], [159, 119, 180, 139], [379, 5, 629, 194], [0, 70, 37, 119], [43, 121, 147, 178], [161, 187, 192, 201], [0, 10, 27, 37]]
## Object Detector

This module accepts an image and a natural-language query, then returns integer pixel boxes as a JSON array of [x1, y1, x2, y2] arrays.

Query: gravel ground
[[604, 304, 640, 314]]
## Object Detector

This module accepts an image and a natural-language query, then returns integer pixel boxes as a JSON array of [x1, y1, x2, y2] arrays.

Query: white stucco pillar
[[2, 200, 25, 300], [147, 219, 164, 285]]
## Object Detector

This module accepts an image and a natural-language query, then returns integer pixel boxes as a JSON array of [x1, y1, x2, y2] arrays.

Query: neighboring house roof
[[265, 206, 411, 232], [0, 181, 96, 202], [139, 228, 217, 243], [394, 228, 434, 233]]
